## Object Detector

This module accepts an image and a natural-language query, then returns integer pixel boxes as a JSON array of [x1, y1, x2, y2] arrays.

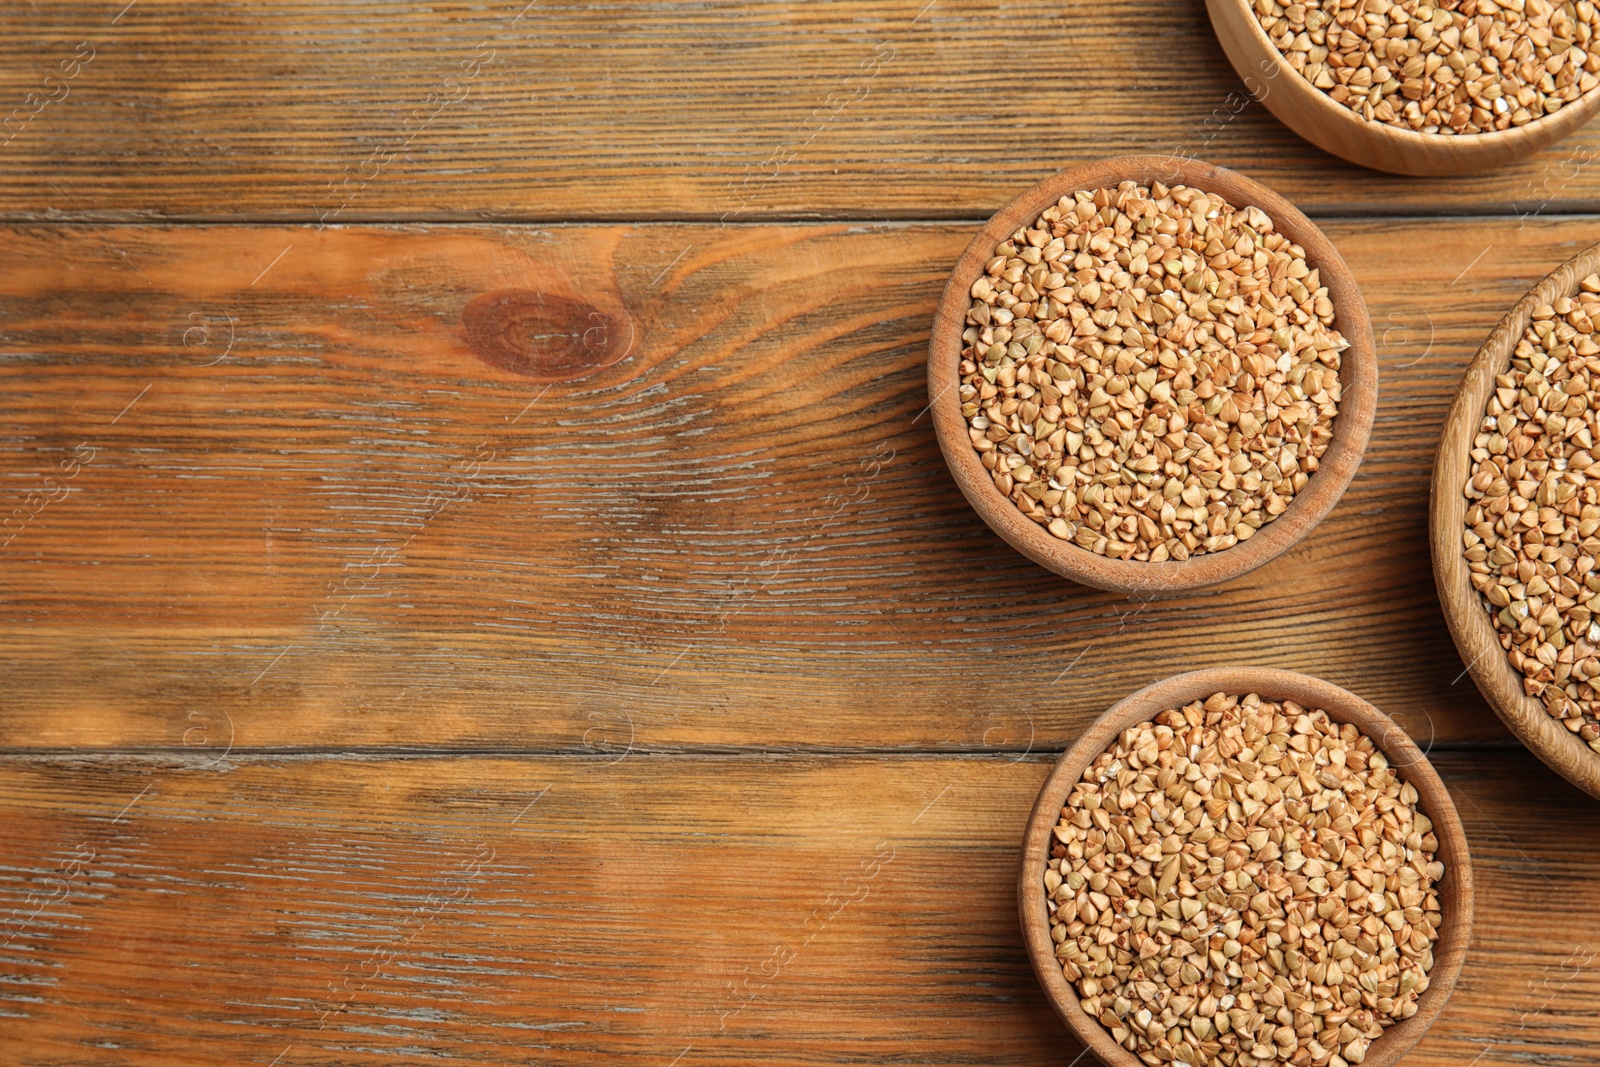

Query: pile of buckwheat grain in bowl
[[1252, 0, 1600, 134], [1463, 273, 1600, 753], [959, 181, 1349, 562], [1046, 694, 1444, 1067]]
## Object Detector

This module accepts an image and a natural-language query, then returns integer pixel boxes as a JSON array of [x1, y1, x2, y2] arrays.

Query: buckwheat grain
[[1046, 693, 1444, 1067], [959, 181, 1348, 562]]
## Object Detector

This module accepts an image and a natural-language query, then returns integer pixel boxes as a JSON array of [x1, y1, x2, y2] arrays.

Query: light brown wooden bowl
[[1208, 0, 1600, 175], [1019, 668, 1473, 1067], [928, 156, 1377, 595], [1431, 241, 1600, 801]]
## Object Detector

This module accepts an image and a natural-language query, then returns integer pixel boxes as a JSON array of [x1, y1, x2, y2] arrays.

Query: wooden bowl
[[1019, 667, 1473, 1067], [928, 155, 1377, 595], [1207, 0, 1600, 175], [1431, 241, 1600, 800]]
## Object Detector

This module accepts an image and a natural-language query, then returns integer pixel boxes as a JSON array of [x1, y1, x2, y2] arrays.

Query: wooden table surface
[[5, 3, 1600, 1065]]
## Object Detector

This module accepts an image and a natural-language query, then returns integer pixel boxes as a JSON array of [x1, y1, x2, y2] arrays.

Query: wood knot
[[461, 289, 629, 381]]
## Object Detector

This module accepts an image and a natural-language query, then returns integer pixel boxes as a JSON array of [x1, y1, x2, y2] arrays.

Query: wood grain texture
[[6, 2, 1600, 1062], [3, 217, 1595, 752], [0, 750, 1591, 1066], [1432, 241, 1600, 801], [7, 0, 1600, 222]]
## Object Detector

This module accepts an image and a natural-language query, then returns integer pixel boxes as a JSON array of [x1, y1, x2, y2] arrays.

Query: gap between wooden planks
[[0, 750, 1596, 1066], [3, 217, 1597, 752], [5, 0, 1600, 220]]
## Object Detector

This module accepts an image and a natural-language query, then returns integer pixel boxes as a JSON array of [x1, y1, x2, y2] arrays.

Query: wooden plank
[[5, 0, 1600, 221], [0, 750, 1595, 1065], [5, 217, 1593, 751]]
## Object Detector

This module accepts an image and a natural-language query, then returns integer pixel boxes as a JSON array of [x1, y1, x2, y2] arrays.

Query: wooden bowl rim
[[1207, 0, 1600, 150], [928, 155, 1377, 594], [1018, 667, 1474, 1067], [1430, 240, 1600, 801]]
